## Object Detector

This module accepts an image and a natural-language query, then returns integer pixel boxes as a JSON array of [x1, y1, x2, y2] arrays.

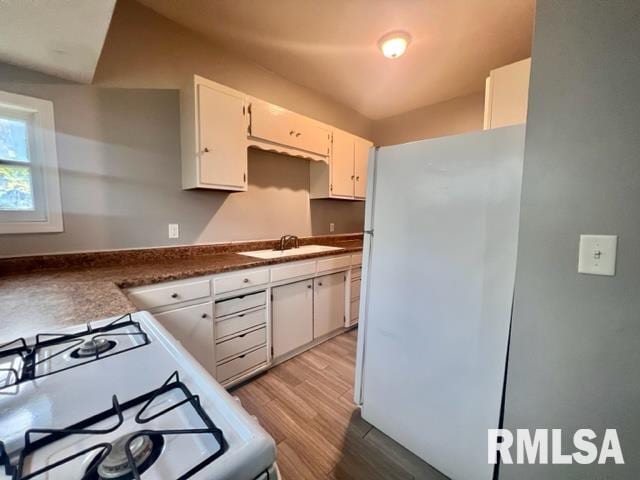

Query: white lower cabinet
[[313, 272, 346, 339], [128, 254, 360, 386], [271, 279, 314, 359], [153, 302, 215, 374]]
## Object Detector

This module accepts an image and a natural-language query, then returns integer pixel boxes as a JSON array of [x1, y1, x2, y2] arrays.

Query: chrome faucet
[[278, 234, 300, 251]]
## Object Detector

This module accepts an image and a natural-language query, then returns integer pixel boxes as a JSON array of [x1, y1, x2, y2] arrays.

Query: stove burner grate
[[0, 371, 227, 480], [0, 313, 150, 389]]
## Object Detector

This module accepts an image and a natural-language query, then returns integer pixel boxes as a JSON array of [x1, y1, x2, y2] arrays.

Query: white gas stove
[[0, 312, 278, 479]]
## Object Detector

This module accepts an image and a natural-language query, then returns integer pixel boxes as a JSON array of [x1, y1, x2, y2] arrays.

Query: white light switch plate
[[578, 234, 617, 276]]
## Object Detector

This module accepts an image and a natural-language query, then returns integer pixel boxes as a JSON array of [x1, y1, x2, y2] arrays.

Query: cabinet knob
[[203, 147, 210, 153], [289, 130, 295, 136], [295, 132, 301, 137], [318, 282, 323, 286], [307, 284, 312, 289], [243, 278, 250, 283], [351, 175, 354, 180], [356, 176, 360, 181], [171, 293, 179, 299], [201, 313, 208, 319]]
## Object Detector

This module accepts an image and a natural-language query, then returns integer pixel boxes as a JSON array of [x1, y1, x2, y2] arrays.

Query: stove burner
[[87, 433, 164, 480], [5, 371, 226, 480], [71, 338, 117, 358]]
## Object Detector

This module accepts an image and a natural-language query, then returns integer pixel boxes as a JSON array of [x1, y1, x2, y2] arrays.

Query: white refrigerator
[[354, 125, 526, 480]]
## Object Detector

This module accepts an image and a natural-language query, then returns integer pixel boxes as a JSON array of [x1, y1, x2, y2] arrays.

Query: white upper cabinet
[[248, 100, 297, 147], [181, 76, 248, 191], [310, 128, 373, 201], [247, 97, 330, 161], [330, 128, 356, 197], [484, 58, 531, 129], [180, 75, 372, 197], [354, 136, 372, 199]]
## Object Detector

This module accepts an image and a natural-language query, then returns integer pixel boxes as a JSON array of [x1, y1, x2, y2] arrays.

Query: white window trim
[[0, 90, 63, 234]]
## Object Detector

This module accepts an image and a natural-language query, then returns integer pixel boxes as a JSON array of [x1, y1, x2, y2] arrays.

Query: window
[[0, 90, 62, 233]]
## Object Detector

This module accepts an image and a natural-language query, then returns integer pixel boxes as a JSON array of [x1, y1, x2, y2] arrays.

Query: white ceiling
[[138, 0, 534, 119], [0, 0, 116, 83]]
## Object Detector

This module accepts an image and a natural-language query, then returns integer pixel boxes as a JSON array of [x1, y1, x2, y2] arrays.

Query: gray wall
[[371, 91, 485, 146], [502, 1, 640, 478], [0, 62, 363, 256]]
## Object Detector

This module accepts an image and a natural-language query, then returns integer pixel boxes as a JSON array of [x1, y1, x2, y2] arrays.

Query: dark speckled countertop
[[0, 236, 363, 340]]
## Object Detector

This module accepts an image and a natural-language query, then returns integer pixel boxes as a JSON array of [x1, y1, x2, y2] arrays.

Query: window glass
[[0, 117, 30, 163], [0, 165, 34, 211]]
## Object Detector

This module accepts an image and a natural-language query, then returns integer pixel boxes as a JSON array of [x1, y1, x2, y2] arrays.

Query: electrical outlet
[[168, 224, 180, 239], [329, 223, 335, 233]]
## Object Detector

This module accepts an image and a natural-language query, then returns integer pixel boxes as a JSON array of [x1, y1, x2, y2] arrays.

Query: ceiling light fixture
[[378, 31, 411, 59]]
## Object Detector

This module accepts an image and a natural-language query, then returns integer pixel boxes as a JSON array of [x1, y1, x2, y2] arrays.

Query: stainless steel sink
[[237, 244, 344, 259]]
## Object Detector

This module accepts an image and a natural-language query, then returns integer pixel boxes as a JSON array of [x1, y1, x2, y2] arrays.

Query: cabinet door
[[198, 84, 247, 190], [486, 58, 531, 129], [354, 137, 372, 199], [272, 279, 314, 358], [154, 302, 215, 373], [313, 272, 346, 339], [295, 117, 331, 156], [331, 129, 355, 198], [249, 100, 296, 146]]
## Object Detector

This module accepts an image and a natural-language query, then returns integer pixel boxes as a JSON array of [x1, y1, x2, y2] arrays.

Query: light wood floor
[[231, 329, 449, 480]]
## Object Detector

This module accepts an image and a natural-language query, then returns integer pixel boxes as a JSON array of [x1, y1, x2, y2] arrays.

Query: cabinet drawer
[[216, 307, 266, 339], [214, 269, 269, 295], [215, 291, 266, 318], [270, 261, 316, 283], [217, 346, 267, 383], [216, 327, 266, 362], [351, 267, 362, 280], [128, 279, 211, 310], [351, 253, 363, 266], [317, 255, 351, 273], [350, 298, 360, 320], [351, 279, 361, 300]]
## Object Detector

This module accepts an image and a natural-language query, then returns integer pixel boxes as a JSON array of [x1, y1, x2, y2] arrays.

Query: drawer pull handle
[[238, 314, 245, 318], [238, 333, 247, 338], [238, 354, 246, 359], [243, 278, 250, 283], [201, 313, 208, 319], [171, 293, 179, 299]]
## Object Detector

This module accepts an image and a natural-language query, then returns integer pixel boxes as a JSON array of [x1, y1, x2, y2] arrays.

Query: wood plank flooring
[[230, 329, 449, 480]]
